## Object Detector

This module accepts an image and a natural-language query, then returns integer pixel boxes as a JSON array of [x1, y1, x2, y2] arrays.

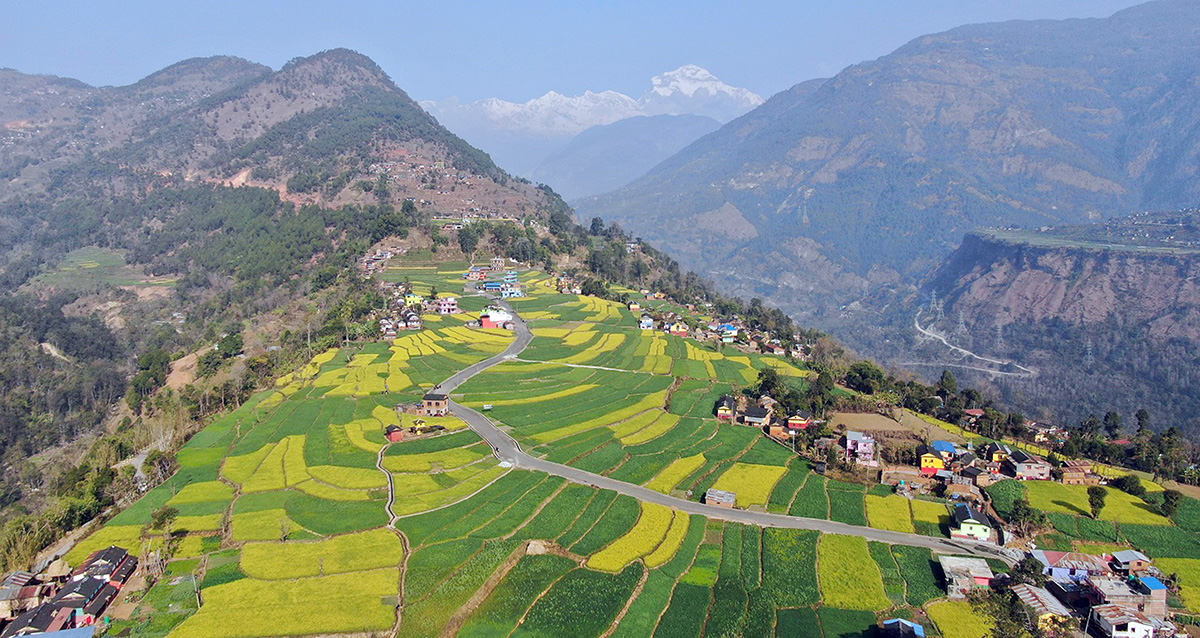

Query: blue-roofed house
[[881, 618, 926, 637], [718, 323, 738, 343], [639, 314, 655, 330], [931, 440, 959, 461]]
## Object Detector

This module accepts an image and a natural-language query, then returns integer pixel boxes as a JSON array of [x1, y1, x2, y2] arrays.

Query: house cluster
[[472, 262, 525, 299], [716, 395, 817, 435], [358, 248, 399, 275], [0, 546, 137, 637], [1027, 549, 1177, 637], [906, 440, 1090, 500], [925, 544, 1179, 637]]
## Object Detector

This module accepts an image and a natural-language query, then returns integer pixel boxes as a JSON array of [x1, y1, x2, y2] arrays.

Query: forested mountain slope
[[577, 0, 1200, 324]]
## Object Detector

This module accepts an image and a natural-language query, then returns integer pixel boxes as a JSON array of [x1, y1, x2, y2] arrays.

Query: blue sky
[[0, 0, 1146, 102]]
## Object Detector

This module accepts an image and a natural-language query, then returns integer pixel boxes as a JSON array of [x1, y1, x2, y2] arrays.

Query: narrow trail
[[377, 442, 409, 638], [436, 296, 1016, 565], [912, 310, 1036, 378]]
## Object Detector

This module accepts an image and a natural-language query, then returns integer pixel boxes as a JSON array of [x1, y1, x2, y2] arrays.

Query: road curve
[[441, 296, 1014, 563]]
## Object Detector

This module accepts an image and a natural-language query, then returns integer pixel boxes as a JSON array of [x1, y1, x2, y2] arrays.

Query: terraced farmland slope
[[68, 265, 1018, 637]]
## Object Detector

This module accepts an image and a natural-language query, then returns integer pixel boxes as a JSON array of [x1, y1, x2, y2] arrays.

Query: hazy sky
[[1, 0, 1147, 102]]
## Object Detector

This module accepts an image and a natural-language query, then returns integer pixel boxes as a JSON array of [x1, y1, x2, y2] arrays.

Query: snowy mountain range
[[421, 66, 763, 176]]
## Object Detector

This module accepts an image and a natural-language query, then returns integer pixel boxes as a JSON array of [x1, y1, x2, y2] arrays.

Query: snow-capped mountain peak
[[423, 65, 762, 139], [639, 66, 764, 120]]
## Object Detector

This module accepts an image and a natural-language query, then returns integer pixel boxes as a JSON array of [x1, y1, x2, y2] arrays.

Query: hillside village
[[4, 254, 1199, 638]]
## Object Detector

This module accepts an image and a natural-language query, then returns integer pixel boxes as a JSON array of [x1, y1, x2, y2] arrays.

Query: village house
[[938, 555, 993, 599], [950, 504, 993, 542], [500, 287, 524, 298], [714, 396, 736, 420], [1010, 583, 1074, 635], [787, 412, 815, 430], [422, 393, 449, 417], [384, 425, 405, 443], [435, 297, 459, 315], [1088, 603, 1156, 638], [668, 321, 688, 337], [742, 406, 771, 427], [978, 442, 1011, 464], [844, 431, 878, 467], [1006, 449, 1052, 480], [0, 585, 53, 621], [705, 489, 736, 509], [718, 323, 739, 343], [639, 314, 655, 330], [930, 440, 958, 462], [1028, 421, 1070, 445], [1032, 550, 1111, 582], [1111, 550, 1153, 575], [480, 308, 514, 329], [1087, 575, 1169, 618], [628, 301, 641, 312], [491, 256, 505, 270], [880, 618, 926, 638], [963, 408, 986, 425], [917, 445, 945, 475], [403, 293, 424, 308], [403, 311, 423, 331], [1061, 459, 1102, 486], [959, 466, 993, 488]]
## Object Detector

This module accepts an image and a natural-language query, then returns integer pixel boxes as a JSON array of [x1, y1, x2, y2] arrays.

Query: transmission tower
[[994, 323, 1005, 352], [1084, 337, 1095, 368], [955, 308, 968, 337]]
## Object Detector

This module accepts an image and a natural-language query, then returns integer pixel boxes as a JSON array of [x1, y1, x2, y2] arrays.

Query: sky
[[0, 0, 1148, 103]]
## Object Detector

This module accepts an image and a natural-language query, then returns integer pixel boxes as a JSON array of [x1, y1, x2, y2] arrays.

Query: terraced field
[[70, 266, 1019, 637]]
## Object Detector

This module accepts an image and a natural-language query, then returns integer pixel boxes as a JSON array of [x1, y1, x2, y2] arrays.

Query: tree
[[936, 370, 958, 397], [1103, 411, 1122, 438], [1009, 556, 1048, 587], [151, 505, 179, 531], [1009, 497, 1048, 537], [589, 217, 605, 235], [457, 224, 481, 255], [844, 361, 885, 394], [1135, 409, 1150, 434], [1087, 485, 1107, 519], [756, 367, 783, 398], [1161, 489, 1182, 518]]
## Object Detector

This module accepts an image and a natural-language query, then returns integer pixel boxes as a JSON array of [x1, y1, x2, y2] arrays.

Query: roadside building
[[705, 489, 736, 509], [949, 504, 992, 542], [422, 393, 449, 416], [844, 431, 878, 467]]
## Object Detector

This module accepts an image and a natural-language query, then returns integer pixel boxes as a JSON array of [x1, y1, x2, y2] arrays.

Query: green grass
[[816, 607, 879, 638], [890, 545, 943, 606], [761, 528, 819, 606], [653, 582, 711, 638]]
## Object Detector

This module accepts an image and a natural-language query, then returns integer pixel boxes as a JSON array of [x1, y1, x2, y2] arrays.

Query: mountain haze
[[578, 0, 1200, 324]]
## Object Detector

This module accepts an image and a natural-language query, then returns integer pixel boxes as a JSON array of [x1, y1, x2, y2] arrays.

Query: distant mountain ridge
[[421, 65, 763, 176], [577, 0, 1200, 325], [528, 114, 722, 200]]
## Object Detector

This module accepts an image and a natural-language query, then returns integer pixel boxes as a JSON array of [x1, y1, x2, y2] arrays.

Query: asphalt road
[[441, 296, 1014, 563]]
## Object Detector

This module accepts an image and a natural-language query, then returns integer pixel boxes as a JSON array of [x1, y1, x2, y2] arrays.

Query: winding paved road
[[440, 297, 1015, 563]]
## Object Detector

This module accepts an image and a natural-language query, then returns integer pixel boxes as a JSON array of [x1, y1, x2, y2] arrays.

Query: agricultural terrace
[[71, 262, 1000, 637]]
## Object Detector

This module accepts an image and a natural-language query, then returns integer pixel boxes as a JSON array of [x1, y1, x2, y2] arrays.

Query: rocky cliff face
[[925, 231, 1200, 434], [932, 233, 1200, 341]]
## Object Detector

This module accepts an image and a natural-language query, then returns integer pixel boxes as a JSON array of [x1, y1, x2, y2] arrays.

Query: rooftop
[[1011, 583, 1072, 617], [705, 489, 736, 505], [937, 555, 993, 580]]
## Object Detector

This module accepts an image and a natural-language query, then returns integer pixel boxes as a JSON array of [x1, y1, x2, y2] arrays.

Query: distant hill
[[1, 49, 563, 218], [577, 0, 1200, 324], [528, 114, 721, 200]]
